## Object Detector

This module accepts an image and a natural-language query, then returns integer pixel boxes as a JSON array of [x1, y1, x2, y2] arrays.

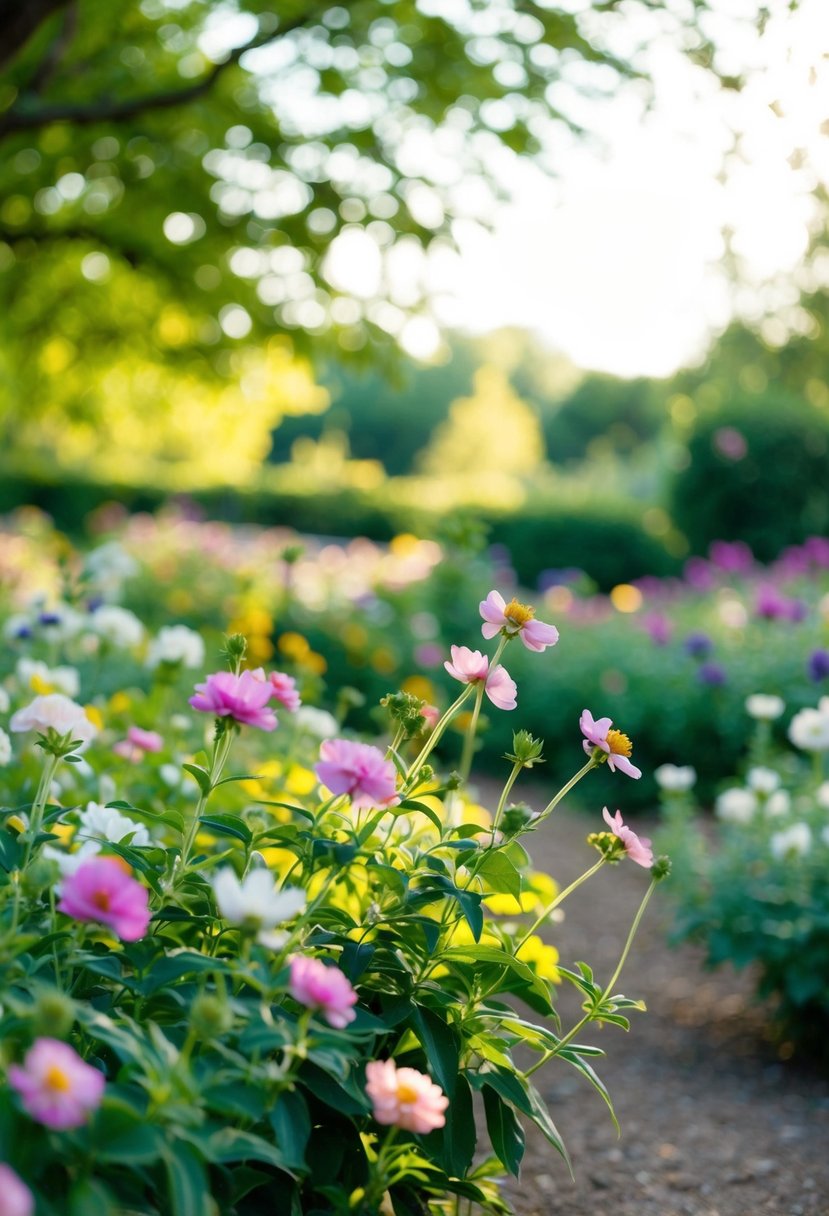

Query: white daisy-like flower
[[76, 801, 150, 848], [90, 605, 144, 649], [745, 694, 785, 721], [770, 822, 811, 860], [747, 767, 780, 795], [788, 708, 829, 753], [212, 868, 306, 940], [653, 764, 697, 792], [715, 788, 757, 825], [146, 625, 205, 670]]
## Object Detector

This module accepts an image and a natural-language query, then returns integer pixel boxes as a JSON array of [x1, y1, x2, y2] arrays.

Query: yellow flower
[[516, 935, 560, 983], [485, 871, 558, 917], [285, 765, 317, 796], [401, 675, 435, 703], [258, 847, 298, 878], [279, 632, 310, 660], [109, 691, 131, 714], [84, 705, 104, 731], [303, 651, 327, 675]]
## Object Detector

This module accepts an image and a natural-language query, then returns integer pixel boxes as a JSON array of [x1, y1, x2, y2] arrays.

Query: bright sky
[[445, 0, 829, 377]]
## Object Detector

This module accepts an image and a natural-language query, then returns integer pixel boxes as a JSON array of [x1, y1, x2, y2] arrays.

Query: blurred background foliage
[[0, 0, 828, 581]]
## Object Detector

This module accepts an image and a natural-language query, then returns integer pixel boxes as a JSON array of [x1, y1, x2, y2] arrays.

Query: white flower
[[84, 542, 139, 593], [90, 605, 144, 649], [16, 658, 80, 698], [3, 613, 33, 641], [770, 822, 812, 860], [747, 767, 780, 795], [170, 714, 192, 731], [745, 694, 785, 721], [654, 764, 697, 792], [9, 694, 97, 751], [715, 788, 758, 825], [0, 728, 11, 766], [816, 782, 829, 811], [213, 868, 306, 936], [765, 790, 791, 818], [788, 708, 829, 752], [0, 686, 10, 713], [31, 602, 84, 642], [76, 801, 150, 848], [294, 706, 339, 739], [42, 839, 101, 877], [146, 625, 205, 670]]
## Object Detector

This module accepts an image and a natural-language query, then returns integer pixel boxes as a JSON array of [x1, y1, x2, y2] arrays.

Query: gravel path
[[476, 785, 829, 1216]]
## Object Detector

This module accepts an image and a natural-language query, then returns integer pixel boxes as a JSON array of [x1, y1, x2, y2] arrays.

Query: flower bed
[[0, 566, 664, 1214]]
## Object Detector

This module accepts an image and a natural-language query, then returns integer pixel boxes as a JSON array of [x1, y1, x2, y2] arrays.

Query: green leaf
[[474, 851, 522, 900], [198, 813, 252, 844], [557, 1047, 619, 1131], [92, 1098, 165, 1163], [269, 1089, 311, 1169], [396, 799, 443, 833], [182, 763, 212, 795], [202, 1127, 295, 1174], [426, 1071, 476, 1178], [164, 1141, 211, 1216], [482, 1086, 525, 1176], [438, 945, 554, 1013], [526, 1080, 572, 1175], [139, 950, 231, 994], [468, 1064, 533, 1117], [410, 1004, 459, 1098], [69, 1179, 118, 1216]]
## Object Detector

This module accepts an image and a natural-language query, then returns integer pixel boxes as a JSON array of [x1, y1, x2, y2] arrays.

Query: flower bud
[[21, 856, 58, 894], [500, 802, 536, 836], [381, 690, 427, 740], [650, 855, 672, 882], [221, 633, 248, 665], [190, 993, 233, 1040], [506, 731, 545, 769], [281, 544, 305, 565], [32, 987, 76, 1038]]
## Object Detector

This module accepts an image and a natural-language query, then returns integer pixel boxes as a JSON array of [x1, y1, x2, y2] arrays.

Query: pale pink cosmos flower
[[365, 1059, 449, 1134], [9, 694, 97, 751], [58, 856, 151, 941], [113, 725, 164, 762], [0, 1164, 33, 1216], [603, 807, 654, 868], [189, 670, 277, 731], [480, 590, 559, 653], [9, 1038, 105, 1130], [444, 646, 517, 711], [579, 709, 641, 779], [315, 738, 399, 810], [289, 955, 358, 1028], [269, 671, 301, 712]]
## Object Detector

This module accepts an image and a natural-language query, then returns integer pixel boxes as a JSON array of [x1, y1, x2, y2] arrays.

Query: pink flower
[[58, 856, 151, 941], [0, 1165, 34, 1216], [579, 709, 641, 779], [479, 590, 559, 653], [189, 670, 277, 731], [9, 694, 97, 751], [9, 1038, 104, 1130], [444, 646, 517, 711], [269, 671, 301, 712], [315, 738, 399, 810], [420, 704, 440, 731], [365, 1059, 448, 1134], [603, 807, 654, 868], [114, 725, 164, 762], [289, 955, 358, 1028]]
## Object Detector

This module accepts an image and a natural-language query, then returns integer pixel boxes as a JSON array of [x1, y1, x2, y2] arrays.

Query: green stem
[[488, 760, 522, 845], [531, 878, 657, 1071], [536, 757, 597, 823], [514, 856, 606, 953], [22, 752, 62, 870], [458, 684, 485, 786], [179, 724, 235, 873], [403, 684, 476, 786]]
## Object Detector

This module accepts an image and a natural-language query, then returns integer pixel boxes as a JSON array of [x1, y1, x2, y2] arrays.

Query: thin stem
[[458, 683, 485, 786], [488, 760, 522, 845], [536, 758, 597, 823], [403, 684, 475, 786], [513, 856, 606, 953], [179, 724, 235, 872]]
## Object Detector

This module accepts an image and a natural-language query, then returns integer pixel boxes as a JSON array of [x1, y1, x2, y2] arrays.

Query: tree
[[0, 0, 724, 478]]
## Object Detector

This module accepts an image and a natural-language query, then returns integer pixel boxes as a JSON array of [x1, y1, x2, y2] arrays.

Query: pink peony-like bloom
[[315, 738, 399, 810], [0, 1165, 34, 1216], [9, 1038, 105, 1130], [365, 1059, 448, 1134], [444, 646, 517, 711], [603, 807, 654, 868], [479, 590, 559, 653], [269, 671, 301, 712], [189, 670, 277, 731], [289, 955, 358, 1028], [420, 704, 440, 731], [579, 709, 641, 779], [58, 856, 151, 941], [9, 694, 97, 751]]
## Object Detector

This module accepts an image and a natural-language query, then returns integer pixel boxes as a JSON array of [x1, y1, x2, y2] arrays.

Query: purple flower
[[755, 585, 807, 623], [316, 738, 399, 810], [602, 808, 654, 868], [683, 557, 715, 591], [58, 857, 151, 941], [709, 540, 753, 573], [684, 632, 713, 659], [189, 670, 277, 731], [697, 662, 727, 687], [643, 613, 671, 646], [444, 645, 518, 711], [269, 671, 301, 712], [808, 649, 829, 683]]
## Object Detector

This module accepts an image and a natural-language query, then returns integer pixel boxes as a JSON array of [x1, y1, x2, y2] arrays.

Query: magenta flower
[[58, 856, 151, 941], [479, 590, 559, 652], [365, 1060, 448, 1134], [603, 807, 654, 868], [9, 1038, 105, 1130], [114, 725, 164, 762], [289, 955, 358, 1028], [189, 670, 277, 731], [0, 1165, 33, 1216], [444, 645, 517, 711], [269, 671, 301, 712], [579, 709, 641, 779], [316, 738, 400, 810]]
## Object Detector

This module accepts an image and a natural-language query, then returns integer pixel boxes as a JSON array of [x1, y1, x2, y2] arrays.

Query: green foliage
[[670, 393, 829, 560], [657, 711, 829, 1062]]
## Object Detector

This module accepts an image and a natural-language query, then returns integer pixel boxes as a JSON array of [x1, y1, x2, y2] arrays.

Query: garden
[[2, 2, 829, 1215]]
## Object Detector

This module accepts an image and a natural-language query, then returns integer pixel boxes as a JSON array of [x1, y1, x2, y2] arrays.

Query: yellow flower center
[[504, 599, 535, 627], [396, 1082, 420, 1104], [91, 890, 111, 913], [606, 729, 633, 757], [45, 1065, 71, 1093]]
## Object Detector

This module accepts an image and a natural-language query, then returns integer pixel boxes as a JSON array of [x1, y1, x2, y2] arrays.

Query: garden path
[[474, 784, 829, 1216]]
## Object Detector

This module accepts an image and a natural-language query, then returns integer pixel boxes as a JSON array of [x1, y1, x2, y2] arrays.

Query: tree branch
[[0, 0, 73, 71], [0, 8, 318, 139]]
